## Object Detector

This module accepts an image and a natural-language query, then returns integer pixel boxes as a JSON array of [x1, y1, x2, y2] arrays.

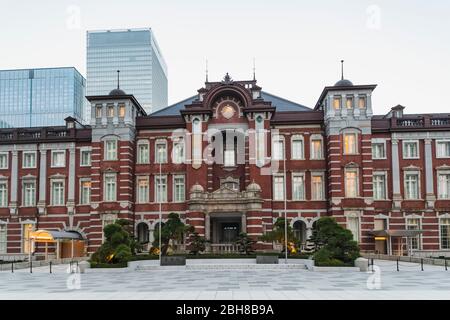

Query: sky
[[1, 0, 449, 115]]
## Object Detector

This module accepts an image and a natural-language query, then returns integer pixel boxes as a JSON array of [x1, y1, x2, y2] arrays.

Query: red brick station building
[[1, 72, 450, 259]]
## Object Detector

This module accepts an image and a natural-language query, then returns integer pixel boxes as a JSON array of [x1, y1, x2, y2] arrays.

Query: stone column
[[67, 146, 76, 214], [10, 150, 18, 214], [241, 213, 247, 233], [424, 138, 435, 208], [391, 139, 402, 208], [37, 149, 47, 214], [205, 214, 211, 241]]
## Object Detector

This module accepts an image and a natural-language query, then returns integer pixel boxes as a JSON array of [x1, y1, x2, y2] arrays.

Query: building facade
[[0, 67, 86, 128], [86, 28, 168, 117], [1, 73, 450, 259]]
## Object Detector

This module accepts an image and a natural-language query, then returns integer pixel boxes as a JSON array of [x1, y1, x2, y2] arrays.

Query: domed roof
[[190, 183, 204, 193], [246, 181, 262, 192], [334, 79, 354, 87], [109, 88, 126, 96]]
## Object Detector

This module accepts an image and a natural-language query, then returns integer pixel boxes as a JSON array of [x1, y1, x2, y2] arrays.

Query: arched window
[[293, 220, 307, 244], [137, 222, 149, 243]]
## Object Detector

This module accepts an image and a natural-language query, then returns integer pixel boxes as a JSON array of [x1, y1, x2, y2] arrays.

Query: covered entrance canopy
[[369, 229, 424, 256], [29, 230, 85, 260]]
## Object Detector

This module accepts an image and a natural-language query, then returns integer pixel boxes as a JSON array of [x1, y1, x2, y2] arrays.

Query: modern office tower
[[0, 67, 86, 128], [86, 28, 168, 115]]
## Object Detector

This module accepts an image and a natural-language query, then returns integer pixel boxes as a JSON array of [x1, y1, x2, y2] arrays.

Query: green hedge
[[90, 261, 128, 268]]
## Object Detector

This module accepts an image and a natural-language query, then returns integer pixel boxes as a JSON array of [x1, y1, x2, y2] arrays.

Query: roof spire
[[253, 57, 256, 81], [340, 60, 344, 80], [117, 70, 120, 89], [205, 58, 209, 83]]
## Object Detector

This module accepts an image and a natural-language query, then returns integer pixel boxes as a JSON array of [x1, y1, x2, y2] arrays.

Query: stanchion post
[[445, 258, 448, 271], [421, 258, 424, 271], [11, 261, 14, 273], [397, 258, 399, 272], [50, 261, 52, 274], [30, 260, 32, 273]]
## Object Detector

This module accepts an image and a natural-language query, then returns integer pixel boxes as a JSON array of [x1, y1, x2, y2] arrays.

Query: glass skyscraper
[[86, 28, 168, 115], [0, 67, 86, 128]]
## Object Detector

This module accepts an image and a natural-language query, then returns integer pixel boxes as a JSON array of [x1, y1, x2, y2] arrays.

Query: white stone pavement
[[1, 260, 449, 300]]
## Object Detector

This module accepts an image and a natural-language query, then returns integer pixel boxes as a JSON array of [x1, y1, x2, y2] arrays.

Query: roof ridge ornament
[[223, 72, 233, 83]]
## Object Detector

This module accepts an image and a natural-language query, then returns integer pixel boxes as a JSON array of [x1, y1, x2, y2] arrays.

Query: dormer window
[[333, 96, 341, 110]]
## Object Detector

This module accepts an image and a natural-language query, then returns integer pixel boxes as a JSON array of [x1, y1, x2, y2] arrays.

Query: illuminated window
[[344, 133, 357, 154], [345, 168, 358, 198], [358, 96, 366, 109], [440, 218, 450, 249], [311, 174, 324, 200], [119, 104, 126, 118], [107, 105, 114, 117], [22, 223, 34, 254], [80, 179, 91, 205], [333, 97, 341, 110], [310, 138, 323, 159], [346, 96, 354, 109], [137, 177, 149, 203], [406, 218, 421, 250], [96, 106, 102, 118]]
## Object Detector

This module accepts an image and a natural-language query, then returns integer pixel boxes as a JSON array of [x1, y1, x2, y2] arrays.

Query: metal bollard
[[445, 258, 448, 271], [30, 260, 33, 273], [11, 261, 14, 273], [50, 261, 52, 274], [397, 258, 399, 272], [421, 258, 424, 271]]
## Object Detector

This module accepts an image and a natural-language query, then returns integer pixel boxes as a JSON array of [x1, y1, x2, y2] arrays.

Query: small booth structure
[[369, 229, 424, 256], [29, 230, 86, 261]]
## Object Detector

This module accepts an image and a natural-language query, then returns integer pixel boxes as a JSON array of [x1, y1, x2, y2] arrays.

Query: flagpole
[[283, 141, 288, 264], [159, 149, 162, 264]]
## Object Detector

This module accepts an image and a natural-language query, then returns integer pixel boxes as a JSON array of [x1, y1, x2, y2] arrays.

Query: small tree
[[260, 217, 295, 253], [152, 213, 192, 255], [235, 232, 255, 255], [310, 217, 360, 266], [188, 230, 209, 255]]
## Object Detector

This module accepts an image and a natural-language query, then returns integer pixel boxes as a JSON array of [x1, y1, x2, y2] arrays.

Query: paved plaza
[[0, 260, 449, 300]]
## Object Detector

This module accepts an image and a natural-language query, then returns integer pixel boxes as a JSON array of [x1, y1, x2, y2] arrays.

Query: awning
[[30, 230, 85, 243], [369, 229, 424, 237]]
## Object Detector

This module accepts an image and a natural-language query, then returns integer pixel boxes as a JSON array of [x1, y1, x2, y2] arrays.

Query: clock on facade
[[221, 104, 235, 119]]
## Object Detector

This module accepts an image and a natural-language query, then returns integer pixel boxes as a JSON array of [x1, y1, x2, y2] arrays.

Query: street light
[[158, 147, 163, 264], [283, 140, 288, 264]]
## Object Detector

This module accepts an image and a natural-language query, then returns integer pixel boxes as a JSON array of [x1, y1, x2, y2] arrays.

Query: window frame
[[437, 170, 450, 199], [22, 151, 37, 169], [358, 95, 367, 109], [172, 138, 185, 164], [291, 172, 306, 201], [0, 152, 8, 169], [22, 179, 36, 207], [0, 181, 8, 207], [272, 174, 285, 201], [440, 217, 450, 250], [343, 132, 358, 155], [311, 172, 325, 200], [80, 147, 92, 167], [373, 171, 388, 200], [50, 179, 65, 206], [0, 222, 7, 254], [271, 135, 285, 161], [173, 174, 186, 203], [404, 170, 421, 200], [406, 217, 422, 250], [291, 135, 305, 160], [154, 174, 168, 203], [51, 150, 66, 168], [345, 95, 354, 109], [402, 140, 420, 159], [371, 139, 387, 160], [347, 215, 360, 243], [104, 139, 118, 161], [333, 96, 342, 110], [344, 167, 359, 198], [155, 140, 168, 164], [436, 140, 450, 159], [137, 140, 150, 164], [103, 173, 117, 202], [79, 178, 91, 205], [136, 176, 150, 204], [310, 135, 324, 160]]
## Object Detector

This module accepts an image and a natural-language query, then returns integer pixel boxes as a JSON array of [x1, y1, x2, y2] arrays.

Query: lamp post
[[158, 148, 163, 264], [283, 141, 288, 264]]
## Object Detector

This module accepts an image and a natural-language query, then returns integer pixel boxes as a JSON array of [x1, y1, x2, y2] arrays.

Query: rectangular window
[[346, 96, 354, 109], [0, 182, 7, 207], [405, 173, 420, 199], [22, 223, 34, 254], [51, 180, 64, 206], [272, 138, 284, 160], [105, 140, 118, 161], [104, 174, 116, 202], [155, 142, 167, 163], [344, 133, 357, 154], [311, 174, 324, 200], [51, 151, 65, 168], [273, 175, 285, 201], [137, 143, 149, 164], [406, 218, 421, 250], [358, 96, 366, 109], [119, 104, 126, 118], [311, 139, 323, 159], [333, 96, 341, 110], [23, 181, 36, 207], [137, 177, 149, 203], [374, 219, 387, 231], [107, 105, 114, 117], [373, 173, 387, 200], [155, 175, 167, 203], [292, 174, 305, 200], [403, 141, 419, 159], [0, 153, 8, 169], [291, 138, 304, 160], [0, 224, 6, 254], [438, 173, 450, 199], [436, 141, 450, 158], [80, 179, 91, 205], [345, 169, 358, 198], [173, 141, 185, 164], [173, 175, 185, 202], [347, 217, 360, 242], [440, 218, 450, 250], [96, 106, 102, 118], [372, 143, 386, 159], [80, 149, 91, 166], [23, 152, 36, 168]]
